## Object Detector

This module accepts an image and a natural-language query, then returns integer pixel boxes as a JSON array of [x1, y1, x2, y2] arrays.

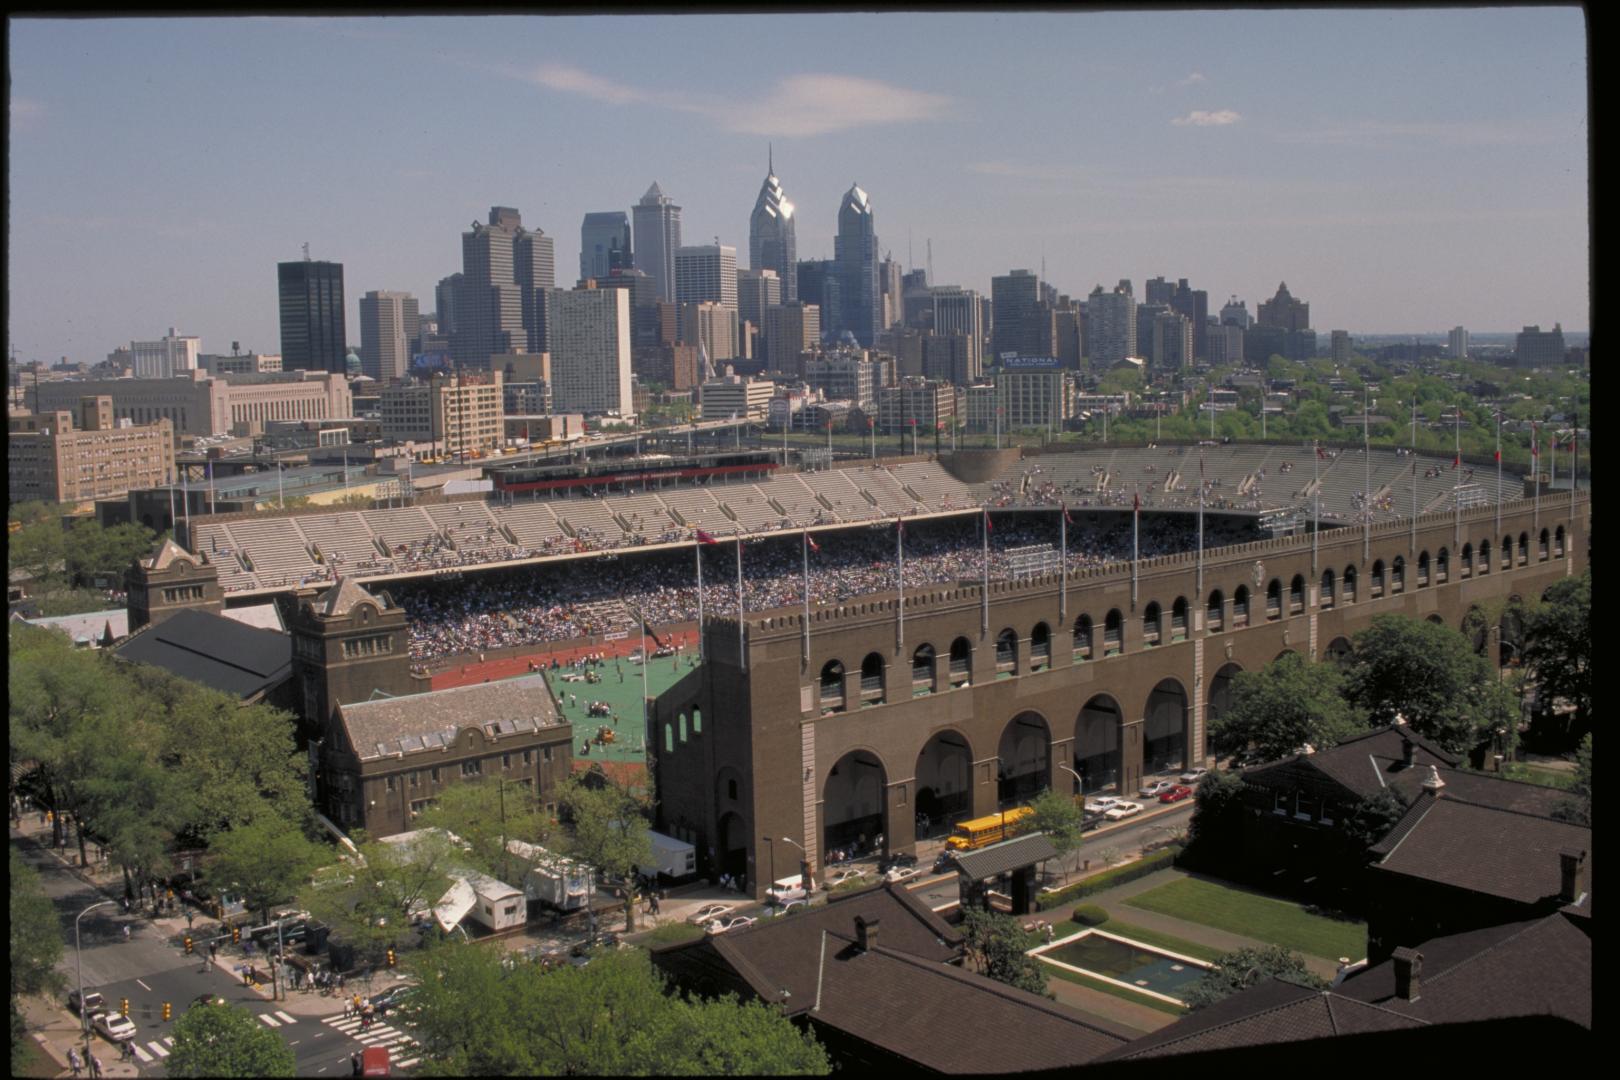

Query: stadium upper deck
[[179, 445, 1518, 596]]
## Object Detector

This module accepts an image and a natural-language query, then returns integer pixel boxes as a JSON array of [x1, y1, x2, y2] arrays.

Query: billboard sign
[[1000, 355, 1062, 370], [413, 351, 451, 374]]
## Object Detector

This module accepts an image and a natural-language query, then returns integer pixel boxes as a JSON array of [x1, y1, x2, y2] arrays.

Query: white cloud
[[524, 64, 646, 106], [1171, 109, 1242, 127], [1176, 71, 1207, 87]]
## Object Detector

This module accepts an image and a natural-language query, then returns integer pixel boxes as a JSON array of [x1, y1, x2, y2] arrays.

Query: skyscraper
[[748, 153, 797, 302], [675, 245, 738, 312], [991, 270, 1047, 359], [632, 182, 681, 304], [451, 207, 554, 369], [1257, 282, 1311, 331], [130, 328, 201, 380], [549, 286, 633, 416], [278, 259, 347, 373], [1086, 283, 1137, 366], [736, 269, 781, 340], [834, 183, 880, 346], [796, 259, 840, 342], [1449, 326, 1469, 360], [931, 287, 984, 377], [359, 291, 420, 382], [580, 212, 632, 282]]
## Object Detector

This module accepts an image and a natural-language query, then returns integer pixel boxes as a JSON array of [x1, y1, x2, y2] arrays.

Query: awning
[[953, 833, 1058, 883]]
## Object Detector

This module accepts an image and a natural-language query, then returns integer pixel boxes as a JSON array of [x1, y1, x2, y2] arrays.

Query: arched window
[[1343, 564, 1357, 603], [1104, 609, 1123, 655], [1502, 535, 1513, 570], [1266, 579, 1282, 620], [1031, 623, 1051, 668], [860, 652, 886, 702], [1392, 555, 1406, 593], [1207, 589, 1225, 632], [1142, 602, 1162, 646], [692, 707, 701, 734], [1289, 575, 1306, 615], [911, 644, 935, 690], [1073, 614, 1093, 660], [949, 637, 972, 685], [1436, 548, 1449, 583], [1233, 586, 1251, 627], [1417, 551, 1431, 587], [1371, 560, 1386, 597], [820, 660, 846, 709], [679, 714, 687, 742], [995, 628, 1018, 673], [1555, 525, 1566, 558], [1320, 568, 1336, 608], [1518, 532, 1530, 565], [1479, 539, 1491, 574], [1171, 597, 1189, 641], [1460, 543, 1473, 579], [664, 723, 673, 753], [1538, 529, 1550, 561]]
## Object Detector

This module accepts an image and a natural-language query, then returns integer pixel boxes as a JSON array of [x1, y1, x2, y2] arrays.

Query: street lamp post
[[76, 900, 115, 1067], [779, 836, 810, 892], [763, 836, 776, 893]]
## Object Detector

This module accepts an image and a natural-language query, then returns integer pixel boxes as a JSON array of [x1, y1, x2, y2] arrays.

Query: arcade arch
[[998, 712, 1050, 804], [914, 731, 972, 835], [822, 749, 887, 857], [1144, 678, 1189, 773], [1074, 695, 1123, 794]]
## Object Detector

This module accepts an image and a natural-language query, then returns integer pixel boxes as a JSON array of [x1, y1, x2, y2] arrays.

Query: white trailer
[[638, 830, 697, 881], [509, 840, 592, 912]]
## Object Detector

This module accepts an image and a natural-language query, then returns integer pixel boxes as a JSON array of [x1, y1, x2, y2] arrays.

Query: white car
[[1104, 801, 1144, 821], [826, 867, 869, 887], [1139, 780, 1177, 799], [1179, 767, 1210, 785], [885, 866, 921, 883], [686, 903, 736, 926], [705, 914, 756, 935], [1084, 795, 1124, 814], [92, 1012, 138, 1043]]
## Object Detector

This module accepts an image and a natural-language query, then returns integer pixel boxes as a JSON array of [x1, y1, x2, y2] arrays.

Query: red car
[[1158, 784, 1195, 803]]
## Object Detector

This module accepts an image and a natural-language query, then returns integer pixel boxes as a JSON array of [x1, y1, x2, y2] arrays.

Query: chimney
[[854, 915, 879, 953], [1559, 849, 1588, 904], [1420, 766, 1445, 797], [1400, 733, 1415, 769], [1392, 946, 1422, 1001]]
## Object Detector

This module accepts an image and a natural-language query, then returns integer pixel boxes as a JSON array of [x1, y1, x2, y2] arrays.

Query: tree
[[1209, 651, 1367, 763], [1521, 571, 1591, 742], [556, 774, 652, 934], [10, 849, 64, 1003], [1184, 768, 1248, 866], [960, 907, 1052, 999], [418, 777, 554, 885], [62, 519, 155, 587], [164, 1001, 296, 1077], [6, 514, 66, 594], [1027, 789, 1083, 879], [301, 830, 462, 963], [203, 818, 326, 928], [1345, 614, 1510, 754], [1553, 733, 1591, 826], [1183, 945, 1326, 1011], [1338, 788, 1409, 852], [404, 942, 828, 1075]]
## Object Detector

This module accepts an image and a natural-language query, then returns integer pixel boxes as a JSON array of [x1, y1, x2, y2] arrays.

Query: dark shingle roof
[[114, 608, 291, 700], [1369, 794, 1590, 904], [953, 832, 1058, 882], [336, 673, 565, 761]]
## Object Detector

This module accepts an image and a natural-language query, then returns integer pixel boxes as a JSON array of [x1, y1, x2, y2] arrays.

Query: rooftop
[[337, 672, 565, 762]]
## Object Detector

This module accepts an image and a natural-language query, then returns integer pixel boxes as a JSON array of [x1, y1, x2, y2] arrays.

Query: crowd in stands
[[392, 512, 1259, 662]]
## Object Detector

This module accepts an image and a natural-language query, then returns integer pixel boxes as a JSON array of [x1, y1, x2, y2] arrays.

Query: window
[[409, 798, 431, 816], [409, 771, 419, 788], [728, 778, 738, 801], [1273, 789, 1290, 815], [461, 759, 482, 777], [341, 634, 394, 659], [430, 767, 441, 784], [542, 747, 551, 763], [1142, 603, 1162, 646], [679, 715, 687, 742], [522, 750, 533, 766], [664, 724, 673, 752], [385, 776, 396, 792], [502, 753, 512, 770]]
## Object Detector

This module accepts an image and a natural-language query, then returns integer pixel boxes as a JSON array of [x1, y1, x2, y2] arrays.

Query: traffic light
[[184, 936, 193, 955], [162, 1002, 172, 1022], [120, 997, 129, 1017], [386, 947, 396, 968], [231, 925, 241, 944]]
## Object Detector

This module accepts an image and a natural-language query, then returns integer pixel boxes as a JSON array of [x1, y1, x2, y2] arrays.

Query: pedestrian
[[650, 892, 660, 916], [67, 1046, 82, 1077], [1045, 924, 1055, 945], [352, 1051, 363, 1077], [343, 998, 352, 1020], [91, 1054, 104, 1078]]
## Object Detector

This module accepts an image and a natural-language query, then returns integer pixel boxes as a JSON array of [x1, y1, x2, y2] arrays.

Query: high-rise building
[[549, 286, 633, 415], [1514, 324, 1565, 368], [1257, 282, 1311, 331], [879, 257, 904, 331], [931, 287, 984, 378], [1136, 303, 1171, 366], [359, 291, 420, 383], [748, 154, 797, 302], [1208, 322, 1245, 366], [1449, 326, 1469, 360], [1151, 310, 1194, 371], [675, 245, 738, 312], [278, 259, 347, 373], [1145, 277, 1209, 359], [1086, 283, 1137, 366], [632, 182, 682, 304], [737, 269, 781, 346], [1331, 329, 1352, 366], [580, 212, 632, 282], [921, 334, 977, 387], [681, 301, 738, 363], [379, 370, 504, 460], [764, 302, 820, 374], [796, 260, 840, 342], [8, 396, 175, 504], [451, 207, 555, 369], [991, 270, 1044, 360], [1054, 308, 1083, 370], [834, 184, 880, 346], [435, 274, 462, 338], [130, 328, 201, 380]]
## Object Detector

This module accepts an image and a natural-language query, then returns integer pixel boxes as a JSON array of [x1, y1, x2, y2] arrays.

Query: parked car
[[68, 990, 105, 1017], [877, 852, 918, 874], [885, 866, 922, 883], [1158, 785, 1195, 804], [92, 1012, 138, 1043], [932, 850, 959, 874], [1139, 779, 1177, 799], [705, 915, 756, 935], [1103, 801, 1144, 820], [1083, 795, 1124, 814], [1081, 812, 1107, 832], [367, 985, 415, 1015], [1179, 767, 1210, 784], [687, 903, 735, 926], [764, 898, 807, 917], [826, 867, 869, 887]]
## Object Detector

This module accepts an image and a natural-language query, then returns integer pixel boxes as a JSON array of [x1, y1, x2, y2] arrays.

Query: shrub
[[1035, 847, 1182, 911], [1072, 904, 1110, 927]]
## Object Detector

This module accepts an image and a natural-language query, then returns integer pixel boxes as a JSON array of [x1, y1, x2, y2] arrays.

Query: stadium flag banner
[[696, 529, 720, 545]]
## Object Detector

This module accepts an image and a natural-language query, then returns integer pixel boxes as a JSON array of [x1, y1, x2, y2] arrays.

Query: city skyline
[[7, 9, 1589, 364]]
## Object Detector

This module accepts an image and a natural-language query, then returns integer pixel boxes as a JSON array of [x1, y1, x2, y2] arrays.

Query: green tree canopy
[[1183, 945, 1327, 1011], [164, 1002, 297, 1077], [1027, 789, 1083, 877], [1345, 614, 1510, 754], [960, 908, 1052, 999], [556, 774, 652, 933], [203, 817, 327, 927], [1208, 651, 1368, 763], [63, 518, 155, 587], [1521, 570, 1590, 740], [10, 849, 64, 1002], [404, 942, 828, 1076], [1338, 788, 1410, 853], [1184, 768, 1249, 866], [301, 830, 462, 962], [417, 777, 554, 884], [1553, 733, 1591, 826]]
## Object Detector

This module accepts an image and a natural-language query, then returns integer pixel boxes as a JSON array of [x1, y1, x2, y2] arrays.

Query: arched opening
[[1417, 550, 1431, 587], [1371, 560, 1386, 598], [664, 723, 673, 753], [1426, 614, 1445, 626], [819, 659, 846, 711], [1233, 586, 1251, 627], [914, 731, 972, 837], [1498, 601, 1525, 668], [1171, 597, 1189, 641], [1554, 525, 1566, 558], [948, 636, 972, 686], [1103, 609, 1123, 655], [679, 713, 687, 742], [1460, 543, 1473, 579], [1518, 532, 1529, 565], [1266, 578, 1282, 620], [1208, 664, 1243, 757], [1207, 589, 1225, 632], [1289, 574, 1306, 615], [1342, 564, 1357, 603], [1144, 679, 1190, 773], [1324, 636, 1354, 666], [1072, 614, 1093, 661], [716, 811, 750, 890], [994, 628, 1018, 675], [1538, 528, 1550, 561], [822, 749, 887, 859], [1436, 547, 1449, 583], [998, 712, 1051, 805], [1030, 622, 1051, 669], [1320, 568, 1336, 609], [1391, 555, 1406, 593], [1074, 695, 1123, 794], [1501, 535, 1513, 570], [692, 707, 701, 734], [1463, 605, 1489, 655], [911, 643, 936, 695], [1142, 602, 1163, 646], [859, 652, 885, 705]]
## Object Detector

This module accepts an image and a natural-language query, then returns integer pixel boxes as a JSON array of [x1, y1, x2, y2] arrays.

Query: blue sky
[[7, 9, 1588, 363]]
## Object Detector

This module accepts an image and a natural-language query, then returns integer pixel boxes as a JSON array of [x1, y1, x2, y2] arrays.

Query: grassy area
[[545, 655, 694, 765], [1123, 877, 1366, 961], [11, 1032, 57, 1078], [1044, 964, 1187, 1016], [638, 921, 706, 948], [1087, 920, 1227, 964], [1501, 762, 1576, 790]]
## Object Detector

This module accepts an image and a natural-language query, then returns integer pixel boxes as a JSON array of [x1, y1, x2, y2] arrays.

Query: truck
[[508, 840, 592, 913], [637, 830, 697, 882]]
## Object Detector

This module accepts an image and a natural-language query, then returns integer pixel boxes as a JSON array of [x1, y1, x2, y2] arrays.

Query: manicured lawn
[[1502, 762, 1575, 790], [1122, 877, 1366, 960], [11, 1033, 56, 1078], [1044, 964, 1186, 1016], [1087, 920, 1227, 964]]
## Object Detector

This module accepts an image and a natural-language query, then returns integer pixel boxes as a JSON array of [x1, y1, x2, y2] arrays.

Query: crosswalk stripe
[[149, 1041, 171, 1058], [132, 1045, 154, 1063], [258, 1014, 282, 1027], [275, 1011, 298, 1024], [375, 1036, 411, 1049], [396, 1058, 420, 1070]]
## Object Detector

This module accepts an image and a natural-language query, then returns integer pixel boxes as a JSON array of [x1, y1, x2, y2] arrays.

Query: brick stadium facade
[[651, 495, 1589, 898]]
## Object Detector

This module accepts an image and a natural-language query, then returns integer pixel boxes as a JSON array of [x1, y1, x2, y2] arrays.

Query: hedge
[[1035, 847, 1183, 911], [1072, 904, 1110, 926]]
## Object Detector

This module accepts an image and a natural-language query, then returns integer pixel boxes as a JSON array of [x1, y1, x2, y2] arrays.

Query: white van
[[766, 875, 809, 905]]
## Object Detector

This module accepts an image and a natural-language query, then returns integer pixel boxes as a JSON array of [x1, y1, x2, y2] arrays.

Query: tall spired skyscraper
[[632, 182, 681, 304], [834, 182, 880, 346], [748, 149, 797, 302]]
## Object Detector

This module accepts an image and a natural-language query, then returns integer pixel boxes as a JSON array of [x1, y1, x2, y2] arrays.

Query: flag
[[1451, 454, 1460, 470], [984, 512, 993, 534], [1062, 504, 1073, 526], [807, 535, 820, 554], [1494, 449, 1501, 463], [695, 529, 720, 545], [1317, 445, 1327, 460], [1133, 490, 1140, 513], [642, 620, 666, 649]]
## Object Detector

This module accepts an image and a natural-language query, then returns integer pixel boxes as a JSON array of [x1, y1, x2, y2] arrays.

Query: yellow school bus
[[944, 806, 1036, 851]]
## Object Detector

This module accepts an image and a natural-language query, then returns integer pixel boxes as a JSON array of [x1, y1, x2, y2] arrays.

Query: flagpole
[[1410, 400, 1418, 553], [208, 460, 216, 516], [802, 530, 811, 667], [896, 516, 905, 651], [1495, 409, 1502, 540], [1131, 485, 1140, 611], [1059, 504, 1067, 622], [735, 530, 745, 672], [1454, 405, 1463, 547], [1532, 421, 1540, 535], [1199, 453, 1208, 601], [181, 464, 190, 542], [981, 509, 989, 636], [1309, 443, 1317, 576], [695, 542, 704, 663], [1362, 384, 1371, 562]]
